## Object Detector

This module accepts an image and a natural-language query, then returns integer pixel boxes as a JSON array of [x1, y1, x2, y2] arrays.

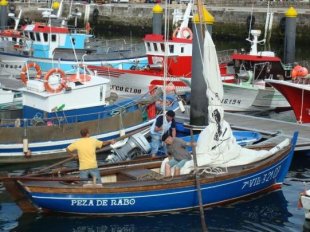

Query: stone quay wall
[[7, 1, 310, 42]]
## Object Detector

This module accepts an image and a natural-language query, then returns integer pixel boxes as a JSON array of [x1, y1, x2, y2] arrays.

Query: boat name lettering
[[241, 166, 281, 190], [70, 198, 136, 207], [111, 85, 142, 94], [221, 99, 241, 105]]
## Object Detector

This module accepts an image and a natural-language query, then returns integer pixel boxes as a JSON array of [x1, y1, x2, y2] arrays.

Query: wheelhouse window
[[51, 34, 56, 42], [29, 32, 35, 41], [169, 45, 174, 54], [146, 42, 151, 52], [43, 33, 48, 42], [181, 47, 184, 53], [160, 43, 165, 52], [153, 43, 158, 52], [35, 33, 41, 42]]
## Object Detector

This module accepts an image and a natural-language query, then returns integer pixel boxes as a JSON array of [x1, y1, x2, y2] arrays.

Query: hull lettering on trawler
[[111, 85, 142, 94], [221, 98, 242, 105], [70, 198, 136, 207]]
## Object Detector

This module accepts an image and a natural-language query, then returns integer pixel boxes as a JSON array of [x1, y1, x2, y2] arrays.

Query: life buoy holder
[[44, 68, 67, 93], [20, 62, 42, 84]]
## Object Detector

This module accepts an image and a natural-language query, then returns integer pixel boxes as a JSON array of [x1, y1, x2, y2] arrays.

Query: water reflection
[[11, 191, 291, 232]]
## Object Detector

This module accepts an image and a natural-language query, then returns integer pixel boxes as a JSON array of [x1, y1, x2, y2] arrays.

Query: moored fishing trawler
[[266, 77, 310, 123], [0, 1, 147, 76], [0, 64, 170, 164]]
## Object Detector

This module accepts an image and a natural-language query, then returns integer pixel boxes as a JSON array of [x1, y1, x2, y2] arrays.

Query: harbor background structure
[[3, 0, 310, 42]]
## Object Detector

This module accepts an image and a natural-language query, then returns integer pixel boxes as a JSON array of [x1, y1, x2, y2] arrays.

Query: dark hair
[[80, 128, 89, 137], [162, 132, 170, 141], [166, 110, 175, 118]]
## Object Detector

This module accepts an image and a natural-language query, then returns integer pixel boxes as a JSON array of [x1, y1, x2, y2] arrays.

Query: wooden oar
[[189, 126, 208, 231], [26, 156, 76, 176], [28, 126, 150, 176]]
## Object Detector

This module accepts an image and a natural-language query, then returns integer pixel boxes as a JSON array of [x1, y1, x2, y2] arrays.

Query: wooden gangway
[[226, 112, 310, 151]]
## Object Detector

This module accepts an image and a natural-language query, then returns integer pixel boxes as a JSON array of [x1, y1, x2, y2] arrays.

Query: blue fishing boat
[[0, 2, 147, 76], [0, 131, 297, 215], [0, 65, 165, 164]]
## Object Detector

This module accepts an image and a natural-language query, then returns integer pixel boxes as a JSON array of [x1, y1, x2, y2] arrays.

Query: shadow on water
[[3, 190, 297, 232]]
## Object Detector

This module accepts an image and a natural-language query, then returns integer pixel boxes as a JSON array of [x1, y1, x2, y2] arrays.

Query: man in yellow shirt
[[66, 128, 115, 184]]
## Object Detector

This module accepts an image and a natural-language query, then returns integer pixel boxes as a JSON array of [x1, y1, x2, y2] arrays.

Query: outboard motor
[[105, 133, 151, 163]]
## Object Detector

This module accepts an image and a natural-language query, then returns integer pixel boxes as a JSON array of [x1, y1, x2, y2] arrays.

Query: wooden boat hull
[[266, 80, 310, 123], [7, 133, 297, 215]]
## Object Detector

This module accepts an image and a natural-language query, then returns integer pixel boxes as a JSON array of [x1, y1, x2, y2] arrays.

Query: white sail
[[180, 29, 289, 174]]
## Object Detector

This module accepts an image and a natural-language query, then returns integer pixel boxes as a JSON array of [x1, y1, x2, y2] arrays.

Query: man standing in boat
[[150, 110, 176, 157], [66, 128, 115, 184]]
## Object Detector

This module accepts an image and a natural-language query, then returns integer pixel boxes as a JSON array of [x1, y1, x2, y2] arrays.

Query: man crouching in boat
[[162, 132, 194, 177], [66, 128, 115, 184]]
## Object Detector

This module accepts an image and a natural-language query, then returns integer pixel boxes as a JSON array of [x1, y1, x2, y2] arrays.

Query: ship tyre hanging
[[44, 68, 67, 93]]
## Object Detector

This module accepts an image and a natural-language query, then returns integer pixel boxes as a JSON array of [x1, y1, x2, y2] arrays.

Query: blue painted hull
[[23, 133, 297, 215]]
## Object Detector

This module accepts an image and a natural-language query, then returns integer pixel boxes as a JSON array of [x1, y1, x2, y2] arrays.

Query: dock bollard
[[284, 7, 297, 65], [152, 4, 163, 35]]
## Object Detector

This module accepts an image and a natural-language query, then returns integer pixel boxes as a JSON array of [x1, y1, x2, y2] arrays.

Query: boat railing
[[0, 97, 148, 128]]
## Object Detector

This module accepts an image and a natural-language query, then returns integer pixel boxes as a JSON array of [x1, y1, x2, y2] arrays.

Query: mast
[[190, 1, 208, 126]]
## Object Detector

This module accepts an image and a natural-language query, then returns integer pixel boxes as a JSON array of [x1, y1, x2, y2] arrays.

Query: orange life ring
[[20, 62, 42, 84], [172, 27, 180, 38], [44, 68, 67, 93], [180, 27, 193, 40]]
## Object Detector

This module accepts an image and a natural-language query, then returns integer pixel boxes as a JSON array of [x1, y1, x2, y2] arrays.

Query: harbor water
[[0, 38, 310, 231]]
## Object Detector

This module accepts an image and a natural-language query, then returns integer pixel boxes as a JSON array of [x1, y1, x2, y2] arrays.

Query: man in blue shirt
[[150, 110, 176, 157]]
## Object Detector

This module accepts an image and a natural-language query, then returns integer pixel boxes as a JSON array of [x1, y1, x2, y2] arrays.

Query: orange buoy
[[85, 22, 91, 34], [20, 62, 42, 84], [44, 68, 67, 93]]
